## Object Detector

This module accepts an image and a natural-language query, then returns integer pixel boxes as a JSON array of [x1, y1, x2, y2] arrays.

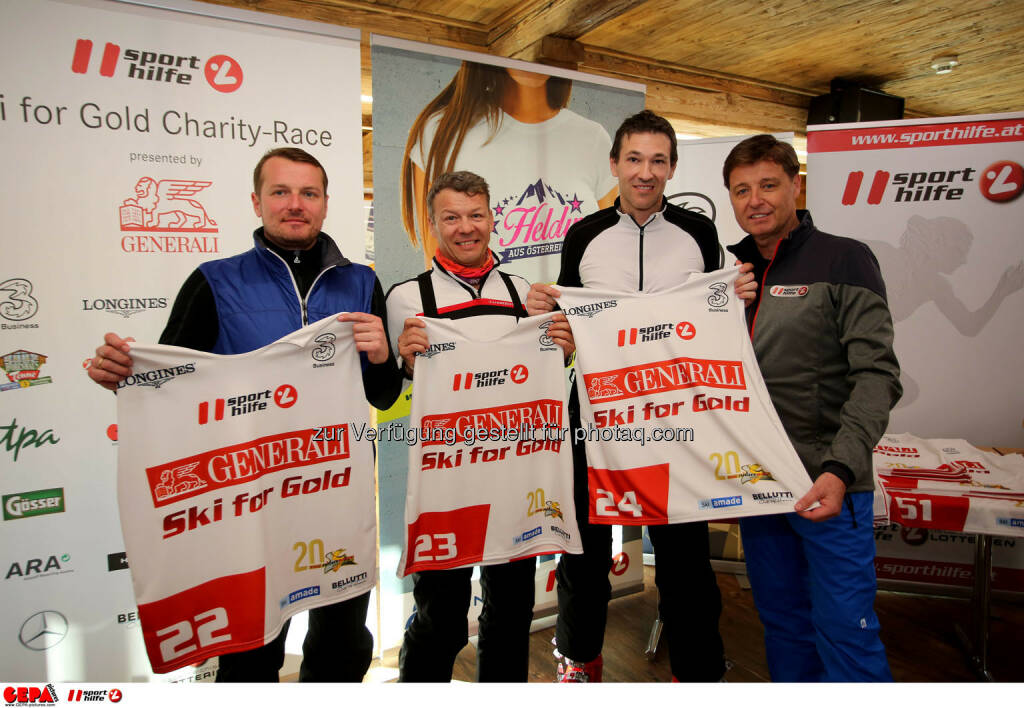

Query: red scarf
[[435, 250, 495, 281]]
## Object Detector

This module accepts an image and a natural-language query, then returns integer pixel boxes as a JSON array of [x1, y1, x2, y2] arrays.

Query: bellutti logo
[[197, 384, 297, 424], [82, 296, 168, 318], [0, 350, 53, 392], [2, 684, 58, 704], [3, 488, 65, 521], [18, 611, 68, 651], [116, 362, 196, 389], [0, 278, 39, 328], [842, 167, 975, 205], [71, 38, 243, 94]]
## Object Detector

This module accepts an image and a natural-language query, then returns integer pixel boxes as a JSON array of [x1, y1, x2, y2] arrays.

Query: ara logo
[[6, 553, 73, 581], [71, 39, 243, 93]]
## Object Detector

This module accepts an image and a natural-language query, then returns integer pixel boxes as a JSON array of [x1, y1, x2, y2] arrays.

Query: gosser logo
[[117, 362, 196, 389], [0, 350, 53, 391], [82, 296, 168, 318], [563, 299, 617, 318], [71, 39, 243, 93], [3, 488, 65, 521]]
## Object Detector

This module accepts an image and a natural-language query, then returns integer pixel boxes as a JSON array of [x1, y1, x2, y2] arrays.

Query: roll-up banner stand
[[1, 0, 363, 681], [370, 36, 647, 649], [808, 113, 1024, 593]]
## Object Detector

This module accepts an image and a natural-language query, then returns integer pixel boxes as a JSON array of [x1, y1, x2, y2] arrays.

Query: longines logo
[[563, 300, 617, 318], [118, 177, 220, 254], [82, 297, 168, 318], [116, 362, 196, 389], [416, 341, 456, 359], [19, 610, 68, 651]]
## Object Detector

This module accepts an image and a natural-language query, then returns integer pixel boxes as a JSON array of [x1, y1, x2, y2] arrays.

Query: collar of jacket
[[613, 196, 669, 220], [432, 249, 504, 280], [728, 209, 814, 262], [251, 227, 352, 270]]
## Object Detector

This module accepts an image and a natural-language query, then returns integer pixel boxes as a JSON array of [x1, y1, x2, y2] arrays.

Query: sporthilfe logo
[[71, 39, 243, 93]]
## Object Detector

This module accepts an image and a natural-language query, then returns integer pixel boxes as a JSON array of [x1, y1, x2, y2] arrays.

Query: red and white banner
[[807, 112, 1024, 447], [401, 316, 581, 575], [116, 317, 376, 672], [558, 268, 812, 525], [873, 433, 1024, 537]]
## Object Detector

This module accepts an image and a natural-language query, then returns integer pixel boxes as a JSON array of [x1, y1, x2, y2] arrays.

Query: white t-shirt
[[116, 316, 375, 673], [413, 109, 616, 283], [400, 315, 582, 575], [558, 267, 813, 525]]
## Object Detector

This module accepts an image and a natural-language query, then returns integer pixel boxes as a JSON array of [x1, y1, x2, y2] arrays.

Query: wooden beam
[[196, 0, 488, 49], [513, 36, 586, 69], [489, 0, 649, 58], [583, 48, 815, 108]]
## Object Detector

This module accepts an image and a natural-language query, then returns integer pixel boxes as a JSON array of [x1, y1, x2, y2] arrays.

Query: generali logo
[[71, 39, 243, 93], [118, 177, 221, 254]]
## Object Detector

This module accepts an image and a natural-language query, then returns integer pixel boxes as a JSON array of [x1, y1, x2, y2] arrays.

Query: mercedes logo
[[19, 610, 68, 651]]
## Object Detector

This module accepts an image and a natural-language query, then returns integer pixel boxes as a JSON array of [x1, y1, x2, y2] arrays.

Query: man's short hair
[[610, 110, 678, 167], [426, 171, 491, 222], [253, 148, 328, 194], [722, 134, 800, 188]]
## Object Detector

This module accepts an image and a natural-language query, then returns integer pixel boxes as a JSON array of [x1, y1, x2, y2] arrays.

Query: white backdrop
[[807, 113, 1024, 447], [667, 133, 794, 252], [0, 0, 363, 681]]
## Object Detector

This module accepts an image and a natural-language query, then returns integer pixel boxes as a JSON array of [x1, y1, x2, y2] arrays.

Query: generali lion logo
[[119, 177, 218, 232]]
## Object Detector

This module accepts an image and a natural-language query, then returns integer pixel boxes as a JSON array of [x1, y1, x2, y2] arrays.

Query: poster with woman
[[370, 36, 646, 649], [372, 37, 645, 287]]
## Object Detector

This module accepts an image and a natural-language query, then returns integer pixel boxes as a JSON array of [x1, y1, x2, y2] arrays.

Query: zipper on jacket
[[638, 223, 645, 291], [749, 238, 783, 339], [265, 247, 335, 326]]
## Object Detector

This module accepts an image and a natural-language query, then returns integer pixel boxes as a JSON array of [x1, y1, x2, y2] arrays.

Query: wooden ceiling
[[201, 0, 1023, 139]]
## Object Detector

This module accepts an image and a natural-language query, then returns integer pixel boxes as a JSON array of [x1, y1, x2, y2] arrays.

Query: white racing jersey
[[873, 432, 1024, 536], [116, 316, 376, 673], [558, 267, 812, 525], [400, 315, 581, 575]]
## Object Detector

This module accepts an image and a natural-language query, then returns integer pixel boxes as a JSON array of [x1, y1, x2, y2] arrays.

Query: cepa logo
[[70, 39, 243, 93]]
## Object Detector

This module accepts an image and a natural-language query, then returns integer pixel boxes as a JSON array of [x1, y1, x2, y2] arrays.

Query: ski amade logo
[[71, 39, 243, 93]]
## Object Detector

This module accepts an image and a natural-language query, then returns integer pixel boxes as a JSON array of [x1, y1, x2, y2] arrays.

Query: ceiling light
[[931, 55, 959, 75]]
